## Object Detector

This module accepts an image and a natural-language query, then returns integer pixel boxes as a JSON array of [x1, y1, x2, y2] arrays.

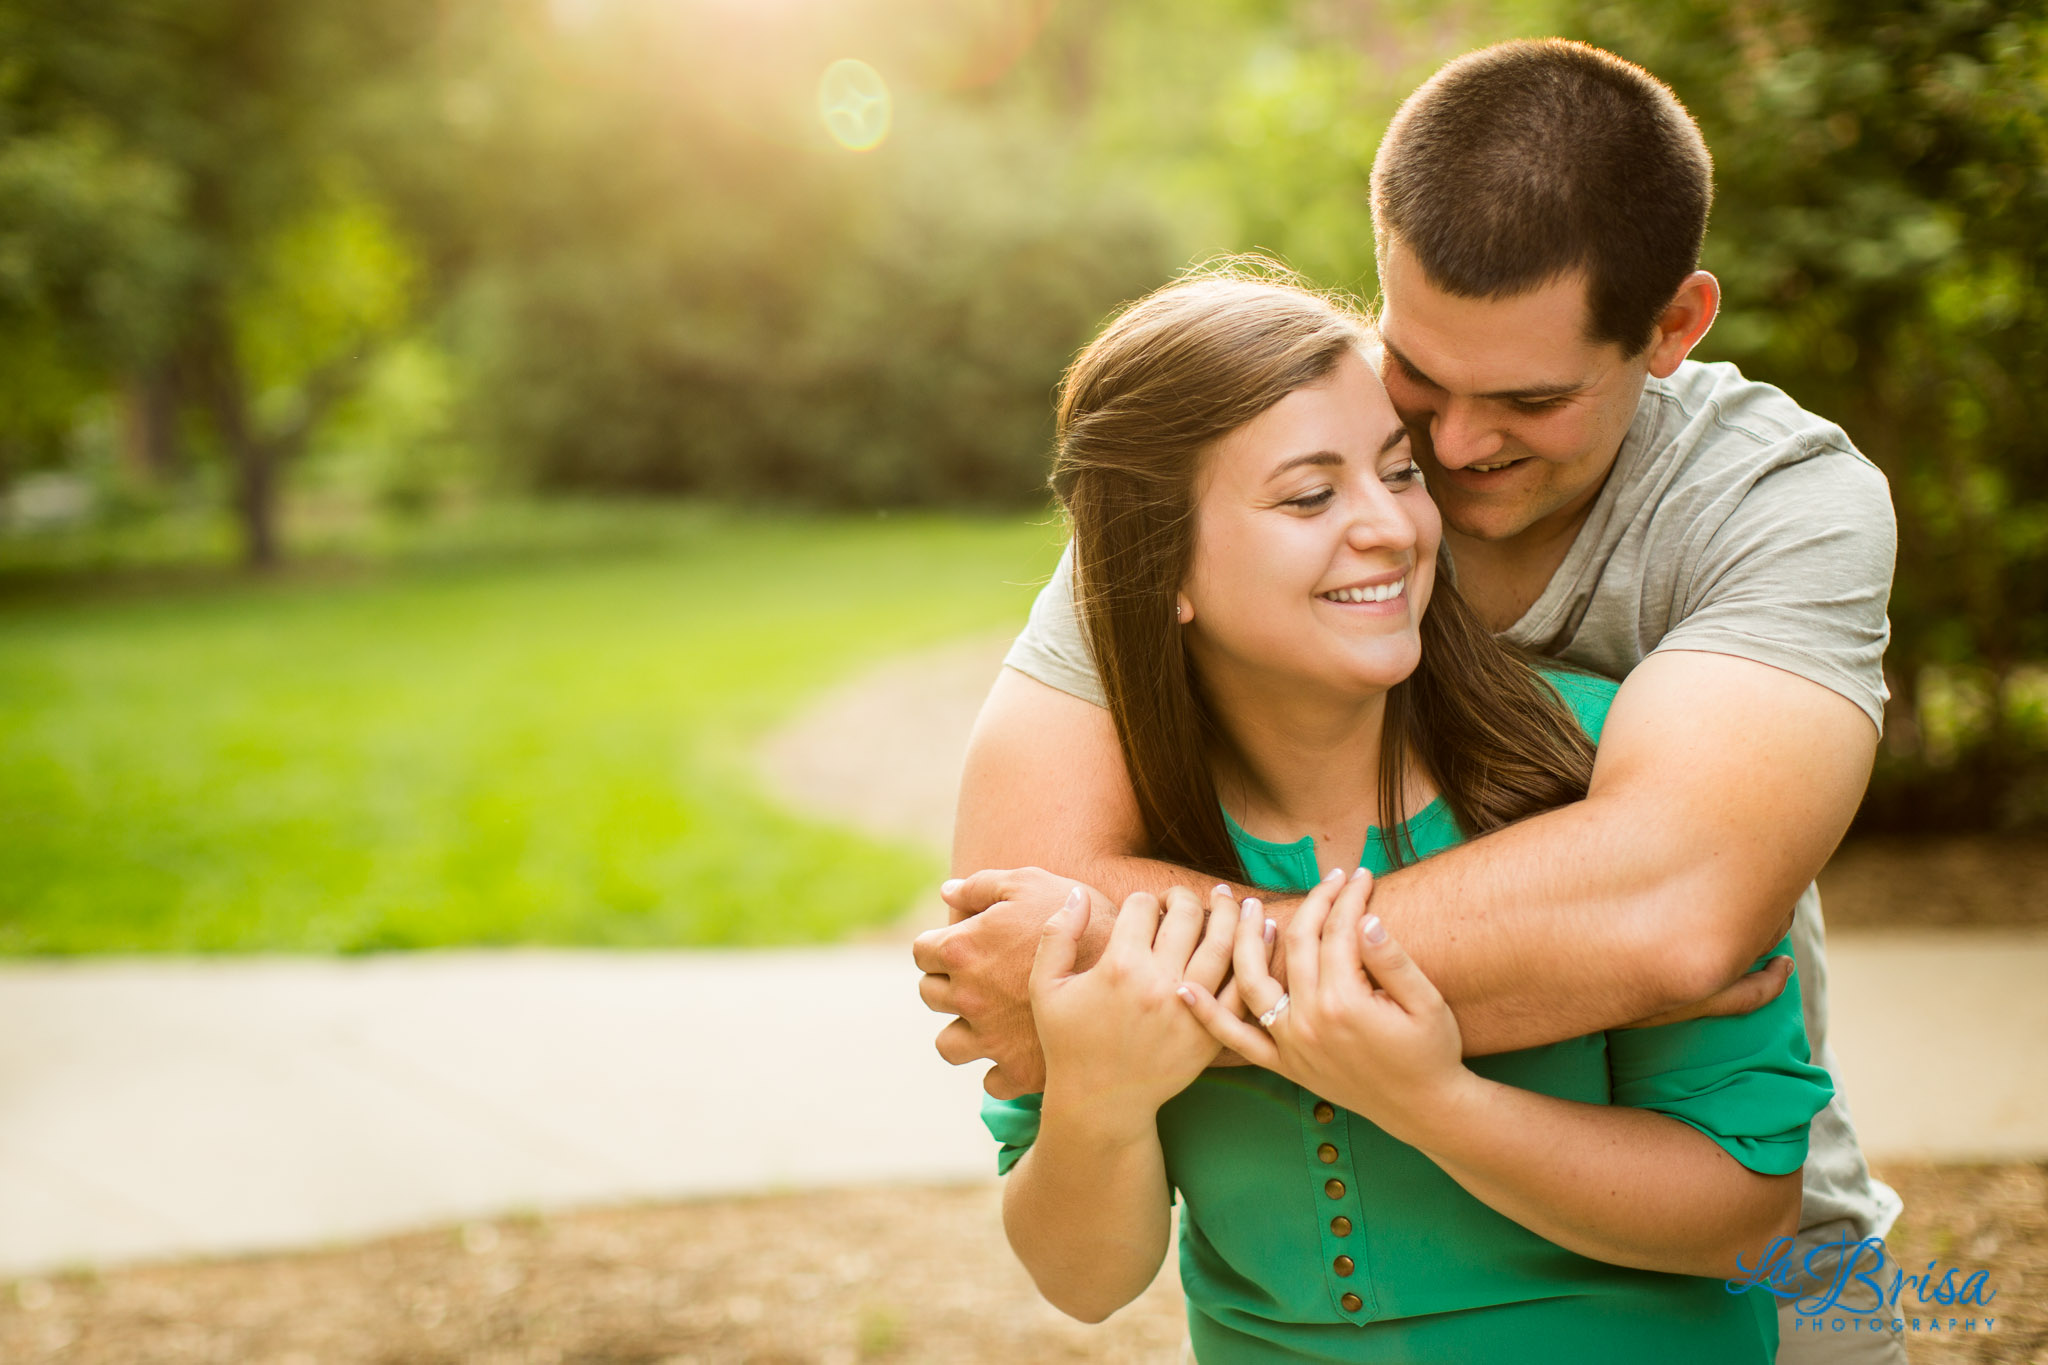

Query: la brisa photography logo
[[1727, 1233, 1999, 1339]]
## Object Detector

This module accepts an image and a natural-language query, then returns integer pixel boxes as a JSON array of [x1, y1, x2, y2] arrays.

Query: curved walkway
[[1, 633, 2042, 1277]]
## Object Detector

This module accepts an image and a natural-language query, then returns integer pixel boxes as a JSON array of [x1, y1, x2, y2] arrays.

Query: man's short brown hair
[[1370, 38, 1713, 356]]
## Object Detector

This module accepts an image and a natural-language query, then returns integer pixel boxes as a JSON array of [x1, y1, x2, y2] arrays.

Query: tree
[[0, 0, 436, 565]]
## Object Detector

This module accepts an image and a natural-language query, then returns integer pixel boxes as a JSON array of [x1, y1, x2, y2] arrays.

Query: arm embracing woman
[[997, 882, 1246, 1323]]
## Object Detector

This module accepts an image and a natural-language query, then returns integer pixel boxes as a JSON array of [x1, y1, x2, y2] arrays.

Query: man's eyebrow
[[1384, 340, 1586, 402]]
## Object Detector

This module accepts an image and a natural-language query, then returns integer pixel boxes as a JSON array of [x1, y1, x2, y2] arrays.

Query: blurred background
[[1, 0, 2045, 1361]]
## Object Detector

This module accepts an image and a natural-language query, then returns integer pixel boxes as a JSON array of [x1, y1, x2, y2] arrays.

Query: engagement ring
[[1258, 993, 1290, 1029]]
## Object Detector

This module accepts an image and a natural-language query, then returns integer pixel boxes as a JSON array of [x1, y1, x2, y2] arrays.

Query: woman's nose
[[1429, 398, 1506, 469], [1346, 483, 1418, 552]]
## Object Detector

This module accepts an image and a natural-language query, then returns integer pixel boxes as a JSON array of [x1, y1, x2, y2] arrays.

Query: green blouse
[[980, 670, 1832, 1363]]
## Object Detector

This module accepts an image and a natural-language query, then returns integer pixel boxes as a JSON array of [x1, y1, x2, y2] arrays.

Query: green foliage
[[1560, 0, 2048, 825], [0, 0, 443, 556], [410, 7, 1172, 508], [0, 506, 1065, 952]]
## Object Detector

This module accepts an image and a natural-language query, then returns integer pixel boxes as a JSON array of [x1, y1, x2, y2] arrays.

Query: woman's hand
[[1029, 882, 1241, 1123], [1178, 867, 1472, 1146]]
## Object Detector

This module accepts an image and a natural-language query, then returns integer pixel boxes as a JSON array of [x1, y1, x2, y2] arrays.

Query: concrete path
[[0, 947, 995, 1277], [3, 633, 2043, 1278], [5, 933, 2044, 1279]]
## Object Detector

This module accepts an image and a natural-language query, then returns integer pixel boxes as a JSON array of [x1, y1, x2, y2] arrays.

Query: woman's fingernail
[[1324, 867, 1344, 884], [942, 879, 963, 896], [1064, 886, 1084, 910], [1244, 897, 1262, 915], [1263, 917, 1276, 946], [1361, 914, 1386, 945], [1177, 984, 1195, 1002], [1348, 867, 1367, 883], [1213, 883, 1231, 897], [1240, 898, 1257, 920]]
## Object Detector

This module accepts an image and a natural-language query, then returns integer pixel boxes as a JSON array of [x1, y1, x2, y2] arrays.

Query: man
[[915, 38, 1903, 1364]]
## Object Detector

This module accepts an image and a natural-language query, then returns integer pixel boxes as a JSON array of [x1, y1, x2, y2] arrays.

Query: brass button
[[1330, 1215, 1351, 1237], [1317, 1143, 1339, 1164], [1340, 1291, 1363, 1312], [1333, 1255, 1355, 1277], [1313, 1101, 1335, 1123], [1324, 1178, 1345, 1199]]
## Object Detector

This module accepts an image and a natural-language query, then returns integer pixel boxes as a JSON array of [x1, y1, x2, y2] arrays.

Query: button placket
[[1298, 1090, 1376, 1322]]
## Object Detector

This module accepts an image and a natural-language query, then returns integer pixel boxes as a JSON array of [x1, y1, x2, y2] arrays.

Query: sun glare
[[818, 58, 892, 151]]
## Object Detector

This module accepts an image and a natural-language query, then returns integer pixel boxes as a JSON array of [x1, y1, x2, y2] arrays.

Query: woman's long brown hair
[[1050, 260, 1596, 888]]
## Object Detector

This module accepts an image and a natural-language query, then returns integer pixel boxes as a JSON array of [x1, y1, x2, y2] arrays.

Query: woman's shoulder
[[1530, 665, 1619, 744]]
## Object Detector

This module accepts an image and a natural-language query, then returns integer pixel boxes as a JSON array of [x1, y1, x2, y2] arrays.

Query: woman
[[979, 264, 1830, 1363]]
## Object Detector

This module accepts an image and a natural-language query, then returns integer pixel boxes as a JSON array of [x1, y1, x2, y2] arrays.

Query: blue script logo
[[1726, 1234, 1998, 1334]]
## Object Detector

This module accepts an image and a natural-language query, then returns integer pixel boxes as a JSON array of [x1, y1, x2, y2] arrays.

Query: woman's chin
[[1332, 643, 1422, 695]]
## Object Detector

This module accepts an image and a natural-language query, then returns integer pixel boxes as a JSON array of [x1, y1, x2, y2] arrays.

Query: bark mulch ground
[[2, 1161, 2040, 1364]]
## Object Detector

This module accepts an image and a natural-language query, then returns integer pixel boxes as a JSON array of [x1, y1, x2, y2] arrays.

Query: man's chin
[[1439, 499, 1537, 545]]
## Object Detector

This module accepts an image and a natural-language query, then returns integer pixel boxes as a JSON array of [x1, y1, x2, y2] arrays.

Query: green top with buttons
[[981, 669, 1833, 1363]]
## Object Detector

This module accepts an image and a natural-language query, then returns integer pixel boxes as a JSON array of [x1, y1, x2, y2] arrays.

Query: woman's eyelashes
[[1281, 465, 1423, 510]]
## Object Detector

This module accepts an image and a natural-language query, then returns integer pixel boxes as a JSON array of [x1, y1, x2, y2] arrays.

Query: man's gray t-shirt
[[1002, 357, 1901, 1242]]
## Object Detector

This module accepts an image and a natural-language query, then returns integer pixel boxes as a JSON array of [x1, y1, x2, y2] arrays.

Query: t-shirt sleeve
[[1654, 450, 1896, 733], [1604, 935, 1835, 1175], [1001, 539, 1109, 709], [981, 1091, 1045, 1176]]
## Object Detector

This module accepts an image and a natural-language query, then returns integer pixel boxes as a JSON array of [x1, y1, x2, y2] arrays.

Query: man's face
[[1375, 233, 1653, 548]]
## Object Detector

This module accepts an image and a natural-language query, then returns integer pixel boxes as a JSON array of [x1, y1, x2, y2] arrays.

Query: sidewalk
[[0, 946, 993, 1276]]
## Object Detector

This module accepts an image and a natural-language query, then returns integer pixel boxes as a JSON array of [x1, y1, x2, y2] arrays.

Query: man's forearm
[[1061, 799, 1771, 1058]]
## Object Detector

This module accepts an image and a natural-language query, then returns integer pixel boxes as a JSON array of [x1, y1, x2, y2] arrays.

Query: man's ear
[[1645, 271, 1720, 379]]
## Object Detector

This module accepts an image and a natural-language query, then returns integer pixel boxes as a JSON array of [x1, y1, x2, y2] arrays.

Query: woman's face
[[1179, 346, 1440, 703]]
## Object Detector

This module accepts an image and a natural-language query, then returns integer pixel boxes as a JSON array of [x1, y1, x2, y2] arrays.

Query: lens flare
[[818, 58, 891, 151]]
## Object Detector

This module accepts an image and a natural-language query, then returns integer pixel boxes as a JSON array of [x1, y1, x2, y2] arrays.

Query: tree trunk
[[119, 363, 183, 482], [233, 432, 281, 570], [190, 308, 281, 570]]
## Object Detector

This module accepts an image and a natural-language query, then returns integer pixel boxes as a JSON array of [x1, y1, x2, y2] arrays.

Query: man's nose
[[1429, 399, 1506, 468]]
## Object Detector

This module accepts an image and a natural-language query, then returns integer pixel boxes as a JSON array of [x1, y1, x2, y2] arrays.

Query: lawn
[[0, 503, 1065, 953]]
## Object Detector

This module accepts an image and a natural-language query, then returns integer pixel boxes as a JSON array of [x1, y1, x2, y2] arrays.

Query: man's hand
[[915, 867, 1263, 1097], [914, 867, 1113, 1098], [1617, 954, 1792, 1030]]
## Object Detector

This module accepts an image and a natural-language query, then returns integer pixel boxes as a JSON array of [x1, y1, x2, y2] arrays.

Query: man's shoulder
[[1633, 360, 1890, 525], [1648, 358, 1859, 457]]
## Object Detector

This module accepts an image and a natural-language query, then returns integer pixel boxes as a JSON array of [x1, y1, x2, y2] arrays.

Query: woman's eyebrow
[[1265, 451, 1344, 481], [1380, 425, 1410, 454]]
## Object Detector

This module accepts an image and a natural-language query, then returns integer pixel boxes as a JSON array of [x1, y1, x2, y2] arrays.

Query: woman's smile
[[1316, 573, 1410, 612]]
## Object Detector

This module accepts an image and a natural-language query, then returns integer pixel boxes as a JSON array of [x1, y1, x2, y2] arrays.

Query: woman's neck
[[1197, 657, 1413, 843]]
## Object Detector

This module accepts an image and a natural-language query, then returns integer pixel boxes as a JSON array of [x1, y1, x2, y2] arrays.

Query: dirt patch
[[2, 1163, 2037, 1365], [1819, 837, 2048, 930]]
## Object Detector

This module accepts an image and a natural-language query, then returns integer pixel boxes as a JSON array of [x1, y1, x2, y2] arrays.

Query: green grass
[[0, 503, 1065, 953]]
